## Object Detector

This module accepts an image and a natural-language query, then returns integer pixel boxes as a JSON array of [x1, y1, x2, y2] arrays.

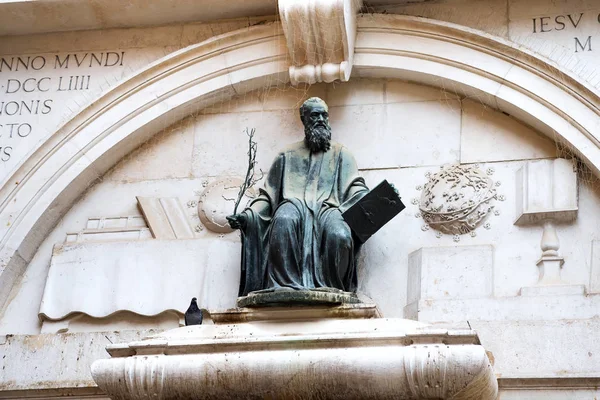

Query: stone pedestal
[[91, 305, 498, 399], [210, 303, 380, 323], [237, 288, 361, 308]]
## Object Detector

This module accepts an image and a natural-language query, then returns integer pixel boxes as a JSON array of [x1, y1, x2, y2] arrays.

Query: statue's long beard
[[305, 125, 332, 153]]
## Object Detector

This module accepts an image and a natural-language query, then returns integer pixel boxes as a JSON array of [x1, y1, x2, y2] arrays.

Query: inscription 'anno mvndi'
[[0, 51, 126, 164]]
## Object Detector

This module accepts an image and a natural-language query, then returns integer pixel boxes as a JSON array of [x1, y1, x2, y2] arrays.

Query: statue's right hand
[[226, 213, 248, 230]]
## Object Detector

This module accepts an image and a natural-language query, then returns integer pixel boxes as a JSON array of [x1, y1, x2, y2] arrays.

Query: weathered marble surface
[[3, 16, 593, 328], [2, 319, 598, 399], [279, 0, 360, 84], [0, 330, 155, 398], [0, 7, 599, 397], [5, 76, 600, 336], [372, 0, 600, 91], [91, 317, 497, 400], [39, 238, 240, 330]]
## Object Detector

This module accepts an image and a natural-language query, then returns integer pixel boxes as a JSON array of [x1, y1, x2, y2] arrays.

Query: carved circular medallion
[[419, 164, 497, 235], [198, 177, 255, 233]]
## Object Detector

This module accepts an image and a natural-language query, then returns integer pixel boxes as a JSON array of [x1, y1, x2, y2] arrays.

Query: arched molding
[[0, 22, 290, 309], [353, 15, 600, 174], [0, 15, 599, 313]]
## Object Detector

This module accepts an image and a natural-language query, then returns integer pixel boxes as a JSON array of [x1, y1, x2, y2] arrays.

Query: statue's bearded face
[[303, 104, 331, 153]]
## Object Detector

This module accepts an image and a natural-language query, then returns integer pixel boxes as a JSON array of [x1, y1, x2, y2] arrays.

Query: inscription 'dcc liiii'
[[0, 51, 126, 164]]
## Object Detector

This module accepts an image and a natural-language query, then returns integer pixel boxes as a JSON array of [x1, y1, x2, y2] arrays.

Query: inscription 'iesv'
[[531, 12, 599, 53], [0, 51, 126, 164]]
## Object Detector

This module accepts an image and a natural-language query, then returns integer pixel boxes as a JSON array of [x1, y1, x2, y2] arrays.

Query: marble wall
[[0, 16, 279, 186], [2, 2, 600, 397], [4, 77, 597, 336], [2, 0, 600, 190], [374, 0, 600, 89]]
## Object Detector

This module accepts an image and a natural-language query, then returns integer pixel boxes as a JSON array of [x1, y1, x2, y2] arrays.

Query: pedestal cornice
[[91, 316, 497, 399]]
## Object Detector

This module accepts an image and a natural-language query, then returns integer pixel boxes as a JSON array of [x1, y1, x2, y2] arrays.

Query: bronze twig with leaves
[[233, 128, 263, 214]]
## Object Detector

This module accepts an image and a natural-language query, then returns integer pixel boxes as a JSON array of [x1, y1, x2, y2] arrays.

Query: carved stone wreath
[[419, 164, 497, 235]]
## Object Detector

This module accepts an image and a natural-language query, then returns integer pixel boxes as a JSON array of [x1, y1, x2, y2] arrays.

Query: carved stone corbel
[[278, 0, 362, 85]]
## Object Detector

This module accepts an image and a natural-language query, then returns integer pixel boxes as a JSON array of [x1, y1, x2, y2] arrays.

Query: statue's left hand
[[226, 213, 248, 230], [389, 182, 400, 197]]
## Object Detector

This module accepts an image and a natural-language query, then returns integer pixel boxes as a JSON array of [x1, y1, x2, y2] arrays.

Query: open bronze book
[[342, 180, 405, 243]]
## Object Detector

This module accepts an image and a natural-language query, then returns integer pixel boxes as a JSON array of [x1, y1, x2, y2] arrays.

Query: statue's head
[[300, 97, 331, 152]]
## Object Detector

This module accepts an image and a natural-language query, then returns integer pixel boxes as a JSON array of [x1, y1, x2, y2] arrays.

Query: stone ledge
[[210, 303, 381, 324], [236, 288, 362, 308], [0, 330, 158, 396], [106, 321, 481, 358], [0, 387, 108, 400], [93, 318, 497, 399], [498, 376, 600, 390]]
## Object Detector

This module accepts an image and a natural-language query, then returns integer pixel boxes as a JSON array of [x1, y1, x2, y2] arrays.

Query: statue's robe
[[238, 141, 369, 296]]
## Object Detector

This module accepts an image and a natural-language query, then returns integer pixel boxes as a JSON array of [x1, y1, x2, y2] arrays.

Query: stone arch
[[0, 15, 599, 312]]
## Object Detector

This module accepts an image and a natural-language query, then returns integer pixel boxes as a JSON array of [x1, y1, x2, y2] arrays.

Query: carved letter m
[[575, 36, 592, 52]]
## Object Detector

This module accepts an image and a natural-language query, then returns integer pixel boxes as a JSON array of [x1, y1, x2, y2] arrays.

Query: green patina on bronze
[[228, 97, 369, 305]]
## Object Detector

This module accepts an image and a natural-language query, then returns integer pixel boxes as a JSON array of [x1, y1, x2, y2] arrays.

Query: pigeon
[[184, 297, 203, 326]]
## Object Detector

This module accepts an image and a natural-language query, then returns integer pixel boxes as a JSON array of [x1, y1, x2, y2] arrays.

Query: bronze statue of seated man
[[227, 97, 369, 305]]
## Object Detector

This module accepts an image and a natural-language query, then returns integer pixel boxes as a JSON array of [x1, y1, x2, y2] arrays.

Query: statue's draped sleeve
[[238, 153, 284, 296], [336, 146, 369, 213]]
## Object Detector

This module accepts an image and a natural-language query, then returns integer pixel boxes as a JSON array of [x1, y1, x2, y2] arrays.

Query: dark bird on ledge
[[184, 297, 203, 326]]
